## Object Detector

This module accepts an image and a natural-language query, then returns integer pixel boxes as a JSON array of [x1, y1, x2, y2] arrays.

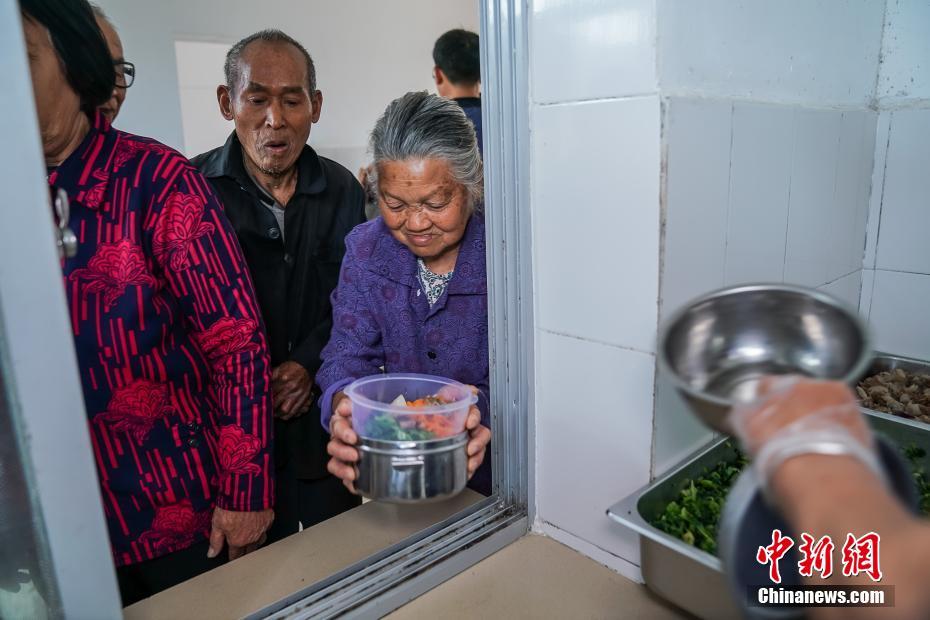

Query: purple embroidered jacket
[[317, 215, 490, 491]]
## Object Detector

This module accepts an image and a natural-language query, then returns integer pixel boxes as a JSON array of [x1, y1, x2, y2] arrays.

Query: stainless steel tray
[[607, 411, 930, 620], [858, 352, 930, 429]]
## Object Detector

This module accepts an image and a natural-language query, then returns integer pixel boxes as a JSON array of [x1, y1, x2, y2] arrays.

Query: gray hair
[[89, 3, 108, 21], [225, 29, 316, 95], [368, 91, 483, 213], [89, 3, 117, 33]]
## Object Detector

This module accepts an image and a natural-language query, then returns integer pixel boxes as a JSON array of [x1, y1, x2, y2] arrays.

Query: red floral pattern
[[153, 192, 215, 271], [217, 425, 263, 481], [81, 169, 109, 209], [69, 238, 157, 309], [138, 500, 211, 553], [58, 111, 273, 567], [195, 317, 262, 365], [112, 138, 170, 171], [96, 380, 174, 443]]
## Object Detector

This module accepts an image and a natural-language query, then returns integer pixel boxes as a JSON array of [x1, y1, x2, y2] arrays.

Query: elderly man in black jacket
[[192, 29, 365, 541]]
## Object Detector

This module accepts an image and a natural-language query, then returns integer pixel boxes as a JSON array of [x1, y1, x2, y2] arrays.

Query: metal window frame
[[255, 0, 534, 616]]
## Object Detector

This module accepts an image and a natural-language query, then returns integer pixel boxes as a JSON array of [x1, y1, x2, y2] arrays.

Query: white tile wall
[[864, 113, 892, 269], [662, 101, 872, 307], [724, 103, 794, 285], [836, 111, 875, 279], [817, 270, 863, 313], [652, 373, 714, 477], [533, 97, 661, 353], [531, 0, 657, 104], [876, 0, 930, 104], [859, 268, 876, 321], [869, 270, 930, 359], [661, 98, 731, 318], [536, 330, 655, 564], [658, 0, 884, 107], [783, 110, 842, 287], [658, 101, 874, 476], [874, 109, 930, 274]]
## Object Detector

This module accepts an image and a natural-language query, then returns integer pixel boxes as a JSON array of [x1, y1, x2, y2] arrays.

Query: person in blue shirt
[[432, 29, 482, 155]]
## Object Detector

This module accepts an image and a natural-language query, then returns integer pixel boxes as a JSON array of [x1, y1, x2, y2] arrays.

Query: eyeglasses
[[114, 61, 135, 89]]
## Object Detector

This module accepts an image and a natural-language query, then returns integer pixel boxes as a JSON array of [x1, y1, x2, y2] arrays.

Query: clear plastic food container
[[345, 373, 476, 442], [344, 373, 478, 503]]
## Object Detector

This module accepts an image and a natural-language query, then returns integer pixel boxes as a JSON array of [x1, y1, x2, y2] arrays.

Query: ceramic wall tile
[[536, 331, 656, 564], [533, 97, 661, 353]]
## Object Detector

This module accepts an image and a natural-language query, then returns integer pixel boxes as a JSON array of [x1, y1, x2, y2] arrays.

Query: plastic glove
[[728, 376, 882, 487]]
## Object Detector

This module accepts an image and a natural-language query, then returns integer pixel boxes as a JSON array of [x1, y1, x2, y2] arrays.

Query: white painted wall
[[860, 3, 930, 359], [94, 0, 478, 170]]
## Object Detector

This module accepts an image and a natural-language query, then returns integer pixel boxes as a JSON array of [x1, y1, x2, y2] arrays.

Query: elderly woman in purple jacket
[[318, 92, 493, 494]]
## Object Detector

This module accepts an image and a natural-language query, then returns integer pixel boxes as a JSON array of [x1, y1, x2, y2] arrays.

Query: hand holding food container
[[327, 373, 490, 503]]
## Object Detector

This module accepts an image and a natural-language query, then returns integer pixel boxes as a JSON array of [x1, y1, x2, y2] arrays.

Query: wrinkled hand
[[327, 393, 359, 493], [463, 397, 491, 479], [326, 387, 492, 494], [272, 361, 312, 421], [728, 376, 878, 485], [208, 507, 274, 561]]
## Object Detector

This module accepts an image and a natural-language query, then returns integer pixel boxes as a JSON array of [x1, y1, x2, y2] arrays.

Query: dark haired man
[[432, 28, 482, 153], [191, 30, 365, 542]]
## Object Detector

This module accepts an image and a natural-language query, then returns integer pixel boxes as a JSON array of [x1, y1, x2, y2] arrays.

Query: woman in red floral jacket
[[21, 0, 274, 604]]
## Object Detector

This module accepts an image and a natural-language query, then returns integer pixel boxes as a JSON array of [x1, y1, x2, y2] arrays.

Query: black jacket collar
[[197, 131, 328, 196]]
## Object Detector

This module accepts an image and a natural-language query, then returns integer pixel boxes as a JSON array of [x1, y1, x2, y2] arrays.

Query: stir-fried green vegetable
[[649, 444, 748, 555], [650, 440, 930, 557], [365, 412, 435, 441], [903, 444, 930, 515]]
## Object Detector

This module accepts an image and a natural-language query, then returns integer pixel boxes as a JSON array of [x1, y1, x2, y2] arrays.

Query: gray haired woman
[[317, 91, 493, 495]]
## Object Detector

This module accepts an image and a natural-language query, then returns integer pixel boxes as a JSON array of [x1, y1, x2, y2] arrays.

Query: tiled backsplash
[[530, 0, 929, 579], [876, 0, 930, 105], [533, 97, 661, 353], [660, 98, 876, 320], [860, 108, 930, 358], [531, 0, 657, 104], [657, 0, 884, 107], [535, 330, 656, 569], [530, 0, 662, 579], [872, 110, 930, 274]]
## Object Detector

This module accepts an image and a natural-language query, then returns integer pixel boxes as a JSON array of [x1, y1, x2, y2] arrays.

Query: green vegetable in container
[[903, 444, 930, 515], [365, 412, 435, 441], [649, 443, 748, 556], [650, 440, 930, 558]]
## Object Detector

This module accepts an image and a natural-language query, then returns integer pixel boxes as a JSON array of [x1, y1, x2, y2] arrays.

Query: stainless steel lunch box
[[355, 431, 468, 503]]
